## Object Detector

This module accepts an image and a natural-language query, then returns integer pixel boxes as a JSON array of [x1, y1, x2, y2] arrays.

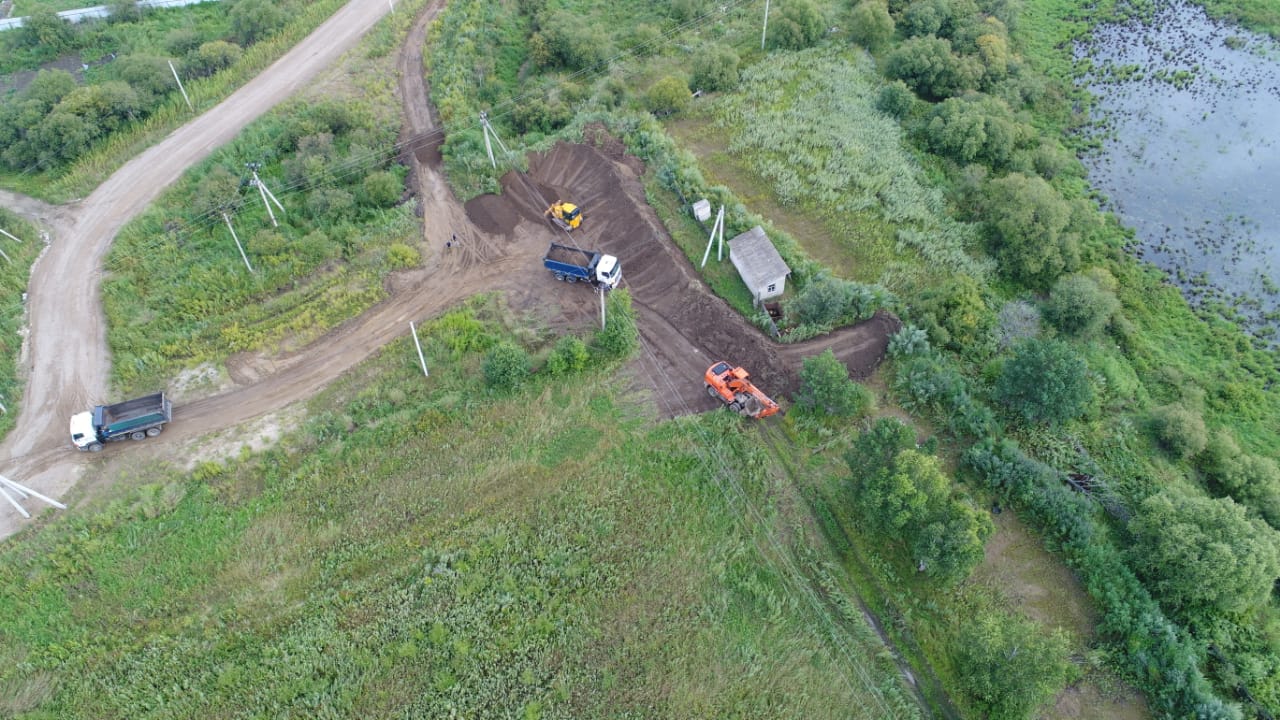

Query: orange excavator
[[704, 361, 780, 418]]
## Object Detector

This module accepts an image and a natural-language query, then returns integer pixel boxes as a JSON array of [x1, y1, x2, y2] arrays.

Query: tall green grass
[[0, 301, 918, 718]]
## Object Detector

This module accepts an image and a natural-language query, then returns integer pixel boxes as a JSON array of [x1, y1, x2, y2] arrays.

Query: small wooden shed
[[728, 226, 790, 306]]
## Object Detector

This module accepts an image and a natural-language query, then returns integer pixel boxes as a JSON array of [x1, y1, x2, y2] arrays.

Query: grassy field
[[0, 209, 43, 442], [101, 0, 425, 395], [0, 300, 919, 718]]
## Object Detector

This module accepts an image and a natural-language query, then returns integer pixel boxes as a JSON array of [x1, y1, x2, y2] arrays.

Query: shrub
[[784, 273, 884, 329], [994, 299, 1039, 349], [646, 76, 691, 115], [850, 1, 895, 51], [362, 171, 402, 208], [592, 289, 639, 359], [188, 41, 244, 78], [924, 93, 1033, 168], [1149, 403, 1207, 460], [1044, 272, 1118, 338], [893, 354, 995, 437], [230, 0, 286, 45], [910, 274, 992, 356], [954, 612, 1072, 719], [796, 349, 874, 418], [108, 0, 142, 23], [538, 11, 611, 70], [900, 0, 951, 37], [691, 45, 740, 92], [191, 165, 244, 218], [546, 335, 589, 376], [482, 341, 531, 388], [993, 338, 1091, 425], [386, 243, 420, 269], [888, 324, 931, 358], [113, 55, 173, 104], [18, 9, 74, 53], [1129, 490, 1280, 618]]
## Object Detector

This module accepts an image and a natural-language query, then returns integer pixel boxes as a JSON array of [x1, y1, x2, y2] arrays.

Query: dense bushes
[[591, 289, 639, 359], [1198, 430, 1280, 528], [691, 45, 740, 92], [892, 353, 995, 438], [847, 419, 992, 583], [963, 440, 1241, 718], [885, 36, 981, 99], [850, 1, 896, 51], [979, 173, 1080, 287], [954, 612, 1072, 720], [784, 272, 888, 333], [1148, 402, 1208, 459], [1129, 490, 1280, 618], [483, 341, 532, 387], [1043, 271, 1118, 338], [909, 274, 992, 355]]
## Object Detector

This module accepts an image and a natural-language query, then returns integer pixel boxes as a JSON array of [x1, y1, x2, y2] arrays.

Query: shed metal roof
[[728, 226, 790, 289]]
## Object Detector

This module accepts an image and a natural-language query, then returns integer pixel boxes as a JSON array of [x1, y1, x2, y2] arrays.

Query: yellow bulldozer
[[545, 201, 582, 232]]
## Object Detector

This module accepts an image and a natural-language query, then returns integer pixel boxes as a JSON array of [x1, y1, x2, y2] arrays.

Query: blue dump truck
[[69, 392, 172, 452], [543, 242, 622, 290]]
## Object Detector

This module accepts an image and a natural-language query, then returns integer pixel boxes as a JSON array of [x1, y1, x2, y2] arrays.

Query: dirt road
[[0, 0, 399, 537]]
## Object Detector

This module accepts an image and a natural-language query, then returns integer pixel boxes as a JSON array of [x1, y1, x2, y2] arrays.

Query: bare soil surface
[[0, 0, 893, 538]]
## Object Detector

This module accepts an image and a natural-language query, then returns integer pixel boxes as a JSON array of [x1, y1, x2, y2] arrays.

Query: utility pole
[[700, 205, 725, 267], [0, 474, 66, 519], [479, 111, 511, 169], [223, 212, 254, 273], [168, 60, 193, 112], [246, 162, 284, 227], [599, 287, 607, 329], [409, 321, 429, 377], [761, 0, 771, 50], [0, 228, 23, 243]]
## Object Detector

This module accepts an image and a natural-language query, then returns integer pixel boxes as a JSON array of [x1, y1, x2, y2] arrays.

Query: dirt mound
[[464, 193, 523, 235], [511, 139, 896, 416]]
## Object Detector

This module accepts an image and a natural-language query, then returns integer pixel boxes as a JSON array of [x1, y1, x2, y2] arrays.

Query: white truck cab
[[596, 254, 622, 289], [69, 411, 98, 451]]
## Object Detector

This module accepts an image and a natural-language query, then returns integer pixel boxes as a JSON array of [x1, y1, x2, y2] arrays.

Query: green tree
[[954, 612, 1072, 719], [230, 0, 286, 45], [770, 0, 825, 49], [691, 44, 740, 92], [847, 417, 917, 479], [994, 338, 1092, 424], [900, 0, 951, 37], [1044, 272, 1118, 338], [850, 1, 895, 51], [483, 341, 531, 388], [646, 75, 691, 115], [784, 273, 882, 328], [981, 172, 1079, 286], [884, 35, 980, 99], [538, 11, 611, 70], [1129, 491, 1280, 617], [1149, 403, 1207, 460], [796, 349, 873, 417]]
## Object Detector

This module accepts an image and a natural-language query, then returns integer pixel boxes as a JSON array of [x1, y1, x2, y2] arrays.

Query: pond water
[[1076, 0, 1280, 342]]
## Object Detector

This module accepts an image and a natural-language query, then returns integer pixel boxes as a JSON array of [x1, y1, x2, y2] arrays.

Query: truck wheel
[[567, 275, 578, 284], [88, 442, 103, 453], [555, 272, 566, 282], [146, 426, 162, 437], [728, 401, 742, 413], [130, 431, 146, 441], [706, 384, 718, 398]]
